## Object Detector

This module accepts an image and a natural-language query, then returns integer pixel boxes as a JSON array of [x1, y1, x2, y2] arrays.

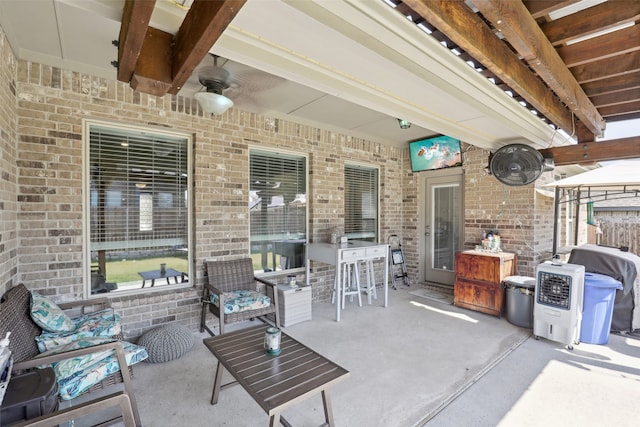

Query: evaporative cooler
[[533, 262, 585, 350]]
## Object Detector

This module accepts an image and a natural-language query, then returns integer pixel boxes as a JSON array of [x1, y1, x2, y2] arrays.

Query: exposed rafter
[[540, 136, 640, 166], [117, 0, 247, 97], [402, 0, 576, 138], [540, 1, 640, 47], [117, 0, 156, 84], [523, 0, 579, 20], [557, 24, 640, 68], [471, 0, 605, 138]]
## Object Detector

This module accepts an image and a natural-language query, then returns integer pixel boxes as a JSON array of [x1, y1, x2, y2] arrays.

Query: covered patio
[[71, 288, 640, 426]]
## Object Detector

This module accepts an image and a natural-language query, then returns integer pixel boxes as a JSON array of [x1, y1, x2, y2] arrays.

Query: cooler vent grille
[[537, 272, 571, 309]]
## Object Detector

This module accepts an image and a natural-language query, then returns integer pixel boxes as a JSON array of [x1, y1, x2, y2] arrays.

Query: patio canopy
[[544, 161, 640, 255], [544, 161, 640, 192]]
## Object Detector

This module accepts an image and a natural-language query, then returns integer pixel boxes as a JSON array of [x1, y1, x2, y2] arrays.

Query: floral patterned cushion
[[209, 290, 272, 314], [35, 308, 122, 353], [37, 338, 148, 400], [30, 291, 76, 333]]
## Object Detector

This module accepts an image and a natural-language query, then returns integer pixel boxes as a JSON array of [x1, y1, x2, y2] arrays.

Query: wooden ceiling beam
[[590, 88, 640, 108], [403, 0, 576, 139], [557, 24, 640, 67], [571, 50, 640, 84], [130, 27, 173, 96], [582, 71, 640, 97], [117, 0, 156, 84], [471, 0, 604, 137], [168, 0, 247, 95], [606, 112, 640, 122], [540, 1, 640, 47], [539, 136, 640, 166], [523, 0, 579, 20], [119, 0, 246, 97], [598, 100, 640, 118]]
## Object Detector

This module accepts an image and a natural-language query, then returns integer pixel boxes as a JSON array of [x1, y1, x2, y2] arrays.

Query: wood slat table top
[[203, 324, 350, 415]]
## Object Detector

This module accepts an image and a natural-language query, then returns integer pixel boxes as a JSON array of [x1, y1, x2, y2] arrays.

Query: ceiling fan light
[[194, 92, 234, 115]]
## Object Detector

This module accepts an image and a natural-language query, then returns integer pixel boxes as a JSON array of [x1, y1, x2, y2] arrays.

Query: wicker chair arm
[[255, 277, 277, 289], [204, 284, 224, 296], [12, 341, 129, 372], [255, 278, 279, 312]]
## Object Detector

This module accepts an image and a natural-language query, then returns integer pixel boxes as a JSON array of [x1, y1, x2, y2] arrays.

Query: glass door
[[423, 172, 463, 285]]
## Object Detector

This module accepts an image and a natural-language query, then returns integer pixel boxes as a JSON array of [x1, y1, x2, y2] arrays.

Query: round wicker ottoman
[[138, 323, 194, 363]]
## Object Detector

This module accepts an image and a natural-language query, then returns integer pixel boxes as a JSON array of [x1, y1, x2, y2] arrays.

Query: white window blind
[[89, 124, 189, 250], [344, 164, 379, 241], [250, 149, 306, 272]]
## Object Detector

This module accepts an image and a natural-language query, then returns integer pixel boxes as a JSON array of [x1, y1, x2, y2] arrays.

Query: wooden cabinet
[[454, 250, 516, 317]]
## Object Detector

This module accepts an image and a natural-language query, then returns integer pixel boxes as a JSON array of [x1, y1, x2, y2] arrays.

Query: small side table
[[277, 284, 312, 327]]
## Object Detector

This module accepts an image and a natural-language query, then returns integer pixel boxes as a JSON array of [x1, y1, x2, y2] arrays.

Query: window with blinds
[[86, 121, 191, 294], [344, 164, 379, 242], [249, 149, 307, 273]]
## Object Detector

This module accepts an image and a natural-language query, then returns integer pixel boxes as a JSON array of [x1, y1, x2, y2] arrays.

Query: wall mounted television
[[409, 135, 463, 172]]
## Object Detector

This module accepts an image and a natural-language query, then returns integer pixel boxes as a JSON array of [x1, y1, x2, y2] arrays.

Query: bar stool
[[360, 259, 378, 304], [331, 261, 362, 308]]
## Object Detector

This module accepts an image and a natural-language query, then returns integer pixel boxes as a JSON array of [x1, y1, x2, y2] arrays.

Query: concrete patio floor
[[72, 286, 640, 426]]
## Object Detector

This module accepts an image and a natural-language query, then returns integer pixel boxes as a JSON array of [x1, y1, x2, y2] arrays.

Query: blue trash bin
[[580, 273, 623, 345]]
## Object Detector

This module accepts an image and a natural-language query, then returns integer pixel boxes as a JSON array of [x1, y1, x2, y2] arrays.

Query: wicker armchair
[[0, 284, 141, 426], [200, 258, 280, 335]]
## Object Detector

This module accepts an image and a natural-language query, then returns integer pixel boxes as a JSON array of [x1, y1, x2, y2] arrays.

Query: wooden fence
[[594, 214, 640, 256]]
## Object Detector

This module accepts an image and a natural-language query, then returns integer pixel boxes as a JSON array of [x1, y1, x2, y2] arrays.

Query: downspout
[[552, 186, 559, 255], [574, 190, 581, 246]]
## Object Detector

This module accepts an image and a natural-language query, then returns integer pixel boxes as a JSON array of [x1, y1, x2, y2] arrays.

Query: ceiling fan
[[194, 55, 234, 115], [193, 54, 286, 115]]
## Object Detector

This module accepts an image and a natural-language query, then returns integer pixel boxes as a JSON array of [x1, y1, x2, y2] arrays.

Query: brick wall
[[462, 146, 555, 276], [0, 29, 17, 292], [1, 23, 554, 337], [8, 55, 408, 338]]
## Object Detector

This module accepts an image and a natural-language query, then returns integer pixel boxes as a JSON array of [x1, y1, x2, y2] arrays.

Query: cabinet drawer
[[366, 246, 386, 258], [341, 248, 366, 262]]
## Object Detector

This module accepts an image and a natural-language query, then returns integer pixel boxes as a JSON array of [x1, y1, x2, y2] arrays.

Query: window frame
[[82, 119, 193, 298], [344, 163, 380, 242], [249, 146, 308, 277]]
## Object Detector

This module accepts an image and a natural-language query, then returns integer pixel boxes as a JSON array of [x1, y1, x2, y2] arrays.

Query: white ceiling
[[0, 0, 569, 150]]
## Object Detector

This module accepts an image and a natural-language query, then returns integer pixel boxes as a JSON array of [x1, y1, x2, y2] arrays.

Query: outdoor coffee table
[[137, 268, 186, 287], [203, 324, 350, 427]]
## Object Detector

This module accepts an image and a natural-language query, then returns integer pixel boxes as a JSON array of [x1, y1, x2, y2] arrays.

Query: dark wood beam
[[117, 0, 156, 83], [582, 70, 640, 96], [130, 27, 173, 96], [168, 0, 247, 95], [557, 24, 640, 67], [571, 50, 640, 84], [590, 88, 640, 108], [540, 1, 640, 47], [523, 0, 579, 20], [118, 0, 246, 96], [403, 0, 577, 138], [598, 100, 640, 118], [472, 0, 604, 137], [540, 136, 640, 166], [606, 111, 640, 122]]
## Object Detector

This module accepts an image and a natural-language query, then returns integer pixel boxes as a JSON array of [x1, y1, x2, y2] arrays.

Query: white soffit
[[216, 0, 560, 150]]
